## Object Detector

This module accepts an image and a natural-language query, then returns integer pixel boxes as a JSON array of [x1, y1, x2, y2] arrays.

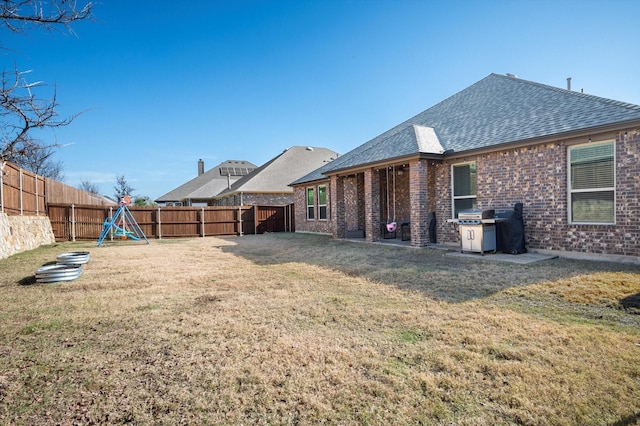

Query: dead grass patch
[[0, 234, 639, 425]]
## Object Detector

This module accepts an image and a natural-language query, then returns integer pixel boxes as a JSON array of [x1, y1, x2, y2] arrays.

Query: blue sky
[[3, 0, 640, 200]]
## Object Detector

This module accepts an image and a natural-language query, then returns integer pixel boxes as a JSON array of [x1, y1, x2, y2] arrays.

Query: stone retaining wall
[[0, 213, 56, 260]]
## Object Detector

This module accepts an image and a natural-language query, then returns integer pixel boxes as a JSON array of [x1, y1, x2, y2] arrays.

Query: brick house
[[291, 73, 640, 258]]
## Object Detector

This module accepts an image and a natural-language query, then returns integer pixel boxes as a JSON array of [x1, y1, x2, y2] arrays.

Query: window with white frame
[[306, 187, 315, 220], [569, 141, 615, 224], [452, 162, 477, 217], [318, 185, 327, 220]]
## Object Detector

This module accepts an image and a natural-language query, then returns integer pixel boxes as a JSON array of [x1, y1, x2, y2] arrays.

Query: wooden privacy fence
[[1, 161, 115, 216], [48, 204, 295, 242], [45, 179, 116, 206], [0, 161, 46, 215]]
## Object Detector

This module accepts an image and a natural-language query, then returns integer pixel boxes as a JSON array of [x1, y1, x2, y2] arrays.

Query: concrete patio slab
[[445, 251, 558, 264]]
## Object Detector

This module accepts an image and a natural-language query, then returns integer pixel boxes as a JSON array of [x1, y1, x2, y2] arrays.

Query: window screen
[[306, 187, 315, 220], [318, 185, 327, 220], [569, 142, 615, 223], [452, 162, 477, 217]]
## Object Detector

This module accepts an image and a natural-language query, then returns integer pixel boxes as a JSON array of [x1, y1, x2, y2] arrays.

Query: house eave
[[213, 189, 294, 199], [444, 119, 640, 160], [289, 177, 331, 187], [322, 152, 445, 177]]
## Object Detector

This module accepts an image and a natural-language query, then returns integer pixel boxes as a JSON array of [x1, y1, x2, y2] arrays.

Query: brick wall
[[343, 174, 364, 233], [293, 184, 332, 234], [437, 129, 640, 256], [215, 193, 294, 206], [330, 175, 345, 238]]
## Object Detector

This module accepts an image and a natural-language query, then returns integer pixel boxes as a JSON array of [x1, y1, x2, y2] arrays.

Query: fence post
[[109, 206, 114, 241], [71, 204, 76, 241], [157, 206, 162, 240], [0, 161, 4, 214], [19, 168, 23, 215], [254, 205, 257, 235], [35, 174, 39, 216], [201, 207, 205, 237]]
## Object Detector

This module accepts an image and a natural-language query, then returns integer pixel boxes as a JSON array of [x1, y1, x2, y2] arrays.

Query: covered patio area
[[331, 158, 438, 247]]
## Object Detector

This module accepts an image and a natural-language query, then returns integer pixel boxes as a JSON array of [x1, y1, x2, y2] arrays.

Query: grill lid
[[458, 208, 495, 220]]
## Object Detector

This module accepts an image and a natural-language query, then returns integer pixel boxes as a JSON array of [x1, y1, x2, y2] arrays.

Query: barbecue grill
[[452, 208, 500, 255]]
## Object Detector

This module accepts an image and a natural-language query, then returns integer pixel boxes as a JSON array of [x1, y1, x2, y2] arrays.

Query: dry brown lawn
[[1, 233, 639, 425]]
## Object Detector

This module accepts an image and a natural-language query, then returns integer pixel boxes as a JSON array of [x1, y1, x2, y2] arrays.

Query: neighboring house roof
[[98, 195, 118, 206], [155, 160, 257, 203], [215, 146, 339, 197], [297, 73, 640, 180]]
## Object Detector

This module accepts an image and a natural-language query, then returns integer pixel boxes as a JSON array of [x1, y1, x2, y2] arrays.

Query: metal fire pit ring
[[56, 251, 91, 265], [35, 264, 83, 283]]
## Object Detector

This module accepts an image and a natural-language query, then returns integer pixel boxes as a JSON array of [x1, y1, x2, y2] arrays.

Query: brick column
[[330, 175, 345, 239], [364, 168, 381, 242], [409, 159, 430, 247]]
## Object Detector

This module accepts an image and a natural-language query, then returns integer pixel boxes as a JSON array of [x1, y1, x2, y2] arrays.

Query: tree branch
[[1, 0, 94, 32]]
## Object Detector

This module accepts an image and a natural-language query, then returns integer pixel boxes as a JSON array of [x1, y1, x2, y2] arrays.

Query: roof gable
[[216, 146, 339, 196]]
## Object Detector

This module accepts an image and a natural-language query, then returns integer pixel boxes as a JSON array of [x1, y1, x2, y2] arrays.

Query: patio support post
[[331, 174, 345, 239], [409, 159, 430, 247], [363, 168, 381, 242]]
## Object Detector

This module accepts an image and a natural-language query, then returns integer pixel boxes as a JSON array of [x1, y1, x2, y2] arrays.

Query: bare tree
[[10, 141, 64, 179], [1, 1, 94, 174], [79, 178, 99, 195], [114, 175, 135, 202], [1, 67, 72, 177]]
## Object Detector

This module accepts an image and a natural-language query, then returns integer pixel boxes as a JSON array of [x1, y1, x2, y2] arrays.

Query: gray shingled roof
[[294, 73, 640, 184], [155, 160, 257, 202], [215, 146, 339, 197]]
